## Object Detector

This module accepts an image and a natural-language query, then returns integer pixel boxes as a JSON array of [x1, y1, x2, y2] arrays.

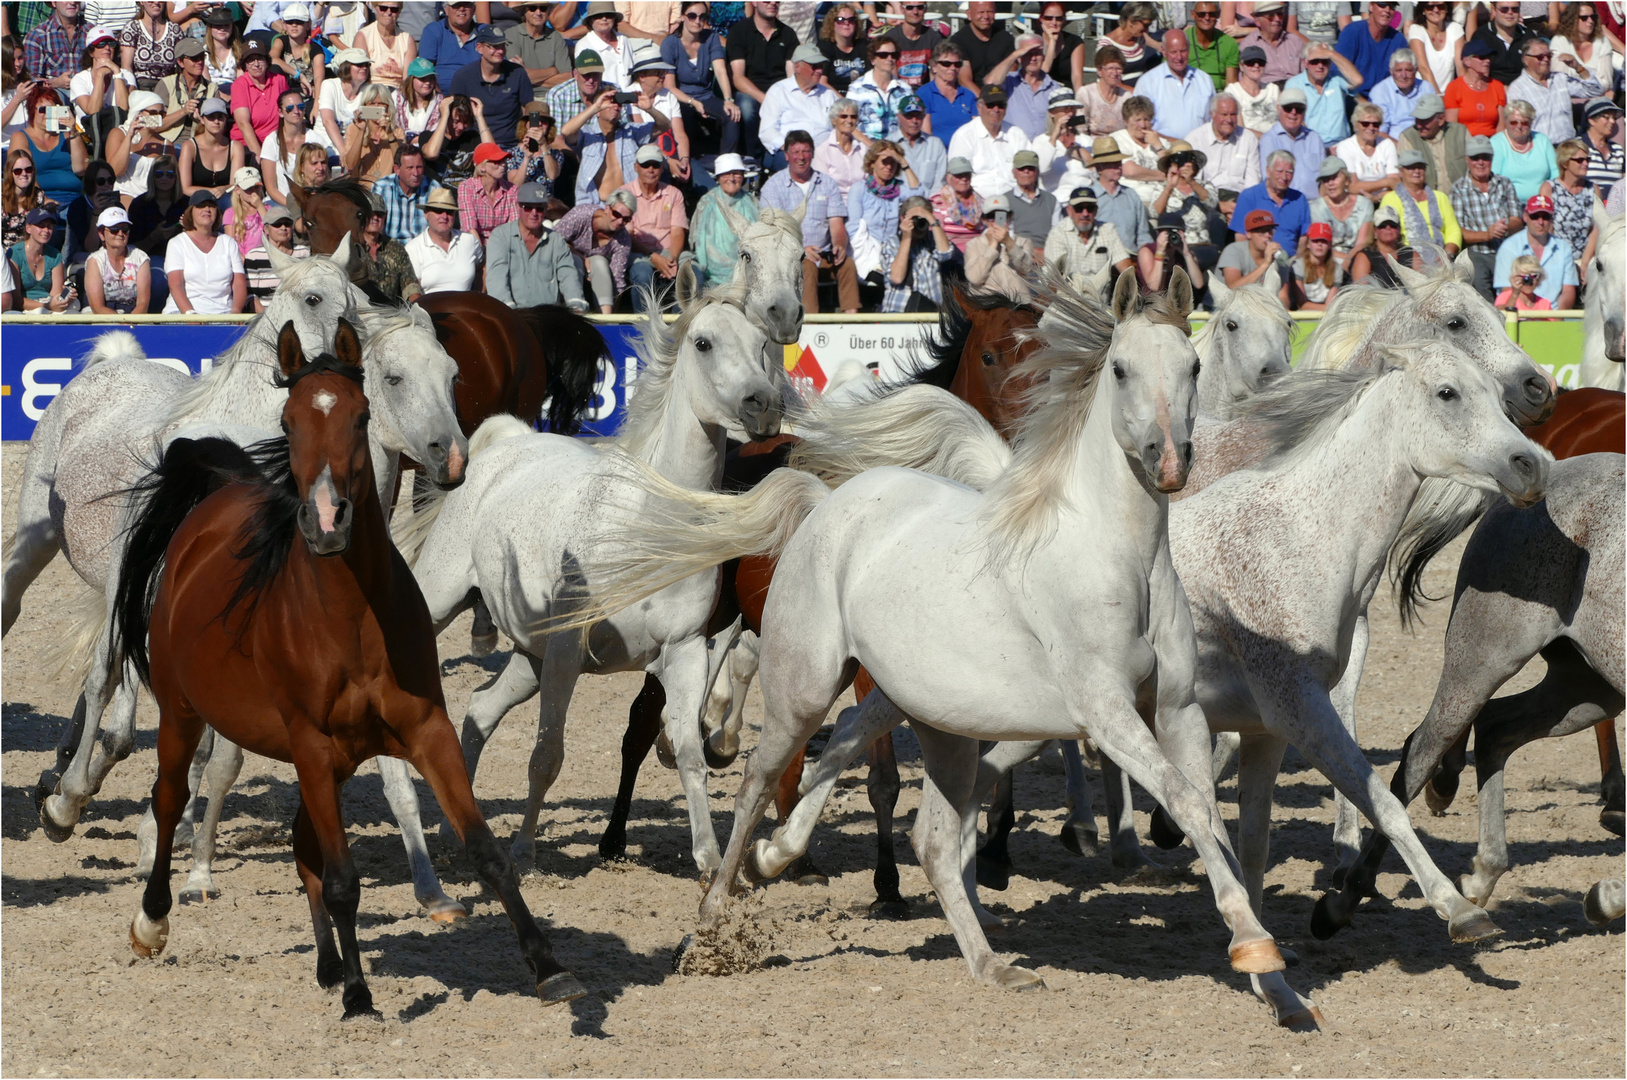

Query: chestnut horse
[[1426, 386, 1626, 833], [599, 287, 1042, 912], [111, 320, 586, 1019]]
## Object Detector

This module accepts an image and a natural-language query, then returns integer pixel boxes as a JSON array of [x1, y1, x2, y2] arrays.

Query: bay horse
[[597, 286, 1045, 912], [111, 319, 585, 1019]]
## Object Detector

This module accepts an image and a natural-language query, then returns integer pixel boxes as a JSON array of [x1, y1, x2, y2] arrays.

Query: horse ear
[[674, 257, 701, 311], [1207, 268, 1233, 308], [276, 320, 303, 378], [790, 193, 810, 227], [1593, 187, 1610, 232], [1165, 266, 1195, 319], [1086, 259, 1114, 299], [1259, 263, 1281, 298], [333, 318, 362, 368], [1110, 266, 1141, 321], [1451, 248, 1475, 284], [264, 240, 300, 277], [330, 231, 354, 275], [1385, 252, 1429, 289], [717, 196, 751, 238], [1374, 343, 1417, 371]]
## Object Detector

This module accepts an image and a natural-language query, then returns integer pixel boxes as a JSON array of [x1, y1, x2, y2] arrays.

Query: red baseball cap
[[1244, 209, 1276, 232], [1307, 222, 1333, 241], [473, 142, 508, 165], [1525, 194, 1555, 215]]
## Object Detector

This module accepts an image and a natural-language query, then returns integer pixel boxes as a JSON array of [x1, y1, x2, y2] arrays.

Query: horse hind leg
[[378, 756, 466, 922], [704, 628, 757, 768], [138, 727, 214, 879], [469, 595, 500, 657], [176, 733, 244, 903], [512, 643, 576, 874], [601, 674, 665, 861], [1596, 720, 1625, 837], [1326, 615, 1368, 886], [866, 733, 908, 916], [975, 766, 1017, 891], [42, 643, 129, 840], [1058, 740, 1100, 856], [0, 442, 64, 637], [440, 648, 542, 846], [1102, 756, 1153, 871]]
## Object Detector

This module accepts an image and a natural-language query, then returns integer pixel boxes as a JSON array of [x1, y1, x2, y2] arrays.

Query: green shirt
[[361, 237, 422, 302], [1186, 25, 1239, 92]]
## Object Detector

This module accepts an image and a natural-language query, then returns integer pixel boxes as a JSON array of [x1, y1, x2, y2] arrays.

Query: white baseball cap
[[97, 206, 132, 228], [234, 166, 264, 191]]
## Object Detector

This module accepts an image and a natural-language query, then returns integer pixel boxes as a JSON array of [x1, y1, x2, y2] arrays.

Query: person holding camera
[[11, 85, 90, 220], [1494, 254, 1550, 311], [564, 81, 666, 206], [879, 194, 955, 312], [1151, 138, 1219, 273], [154, 38, 219, 143], [963, 193, 1037, 303], [1032, 105, 1093, 201], [106, 90, 171, 204], [1147, 211, 1207, 293], [339, 82, 406, 187]]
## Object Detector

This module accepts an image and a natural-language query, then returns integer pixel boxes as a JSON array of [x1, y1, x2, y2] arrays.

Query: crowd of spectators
[[1, 0, 1621, 317]]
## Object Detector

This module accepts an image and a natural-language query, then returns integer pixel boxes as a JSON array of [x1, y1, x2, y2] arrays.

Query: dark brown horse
[[111, 320, 586, 1019], [599, 287, 1043, 912]]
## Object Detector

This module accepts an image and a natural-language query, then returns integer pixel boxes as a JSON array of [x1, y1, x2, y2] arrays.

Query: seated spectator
[[11, 207, 78, 311], [549, 50, 610, 147], [1236, 1, 1305, 87], [626, 44, 690, 183], [1188, 93, 1260, 217], [1351, 202, 1420, 286], [1073, 44, 1128, 138], [897, 95, 947, 198], [815, 3, 868, 95], [576, 1, 636, 92], [3, 152, 47, 251], [222, 165, 268, 257], [1184, 2, 1239, 92], [369, 145, 438, 244], [350, 1, 409, 92], [449, 24, 535, 152], [1552, 4, 1617, 91], [1370, 48, 1425, 136], [724, 0, 797, 162], [1136, 29, 1213, 142], [1034, 112, 1092, 201], [417, 0, 485, 86], [244, 203, 313, 310], [1146, 210, 1208, 293], [951, 2, 1016, 87], [340, 83, 408, 188], [1037, 1, 1089, 93], [164, 190, 245, 313], [24, 4, 88, 92], [1507, 36, 1602, 144], [1258, 90, 1324, 200], [931, 155, 985, 252], [948, 84, 1031, 200], [231, 32, 290, 160], [1007, 149, 1058, 257], [1285, 42, 1361, 146], [261, 89, 316, 208], [879, 194, 956, 312], [1580, 98, 1624, 195], [272, 2, 331, 98], [1334, 0, 1402, 92], [1493, 193, 1578, 309], [1088, 136, 1155, 280], [1452, 133, 1524, 298], [619, 143, 688, 309], [458, 141, 518, 245], [83, 204, 150, 312], [553, 192, 634, 312], [423, 94, 497, 186], [284, 143, 334, 234], [407, 185, 483, 293], [664, 0, 740, 159], [1444, 39, 1506, 138], [879, 0, 946, 89], [67, 159, 123, 258], [507, 0, 572, 91], [1551, 140, 1598, 272], [1151, 140, 1219, 274], [202, 7, 240, 86], [1399, 94, 1467, 191], [154, 37, 224, 144], [815, 98, 869, 201], [1468, 1, 1535, 86], [1337, 102, 1401, 198], [689, 153, 757, 286], [120, 1, 185, 94], [1284, 221, 1346, 310], [762, 127, 857, 313], [316, 49, 374, 151], [917, 40, 978, 146], [1494, 253, 1552, 310], [71, 25, 134, 155], [1044, 187, 1135, 287], [505, 102, 564, 197], [105, 90, 170, 205], [1040, 87, 1081, 142], [565, 83, 663, 205], [1108, 95, 1172, 209], [397, 59, 445, 141], [1310, 158, 1373, 275], [760, 45, 837, 170], [1099, 2, 1161, 88], [1407, 0, 1463, 94], [486, 179, 587, 309], [985, 34, 1061, 142], [128, 153, 184, 274], [1229, 46, 1281, 136], [1492, 99, 1559, 201], [1231, 149, 1311, 255], [847, 37, 911, 142], [963, 193, 1036, 303], [1380, 149, 1462, 255], [847, 140, 921, 282], [1217, 208, 1287, 290], [181, 98, 246, 202]]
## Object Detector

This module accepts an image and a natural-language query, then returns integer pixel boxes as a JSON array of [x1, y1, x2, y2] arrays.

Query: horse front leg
[[1058, 740, 1100, 856], [656, 633, 724, 876], [1327, 612, 1369, 886], [130, 698, 208, 961], [601, 674, 665, 861]]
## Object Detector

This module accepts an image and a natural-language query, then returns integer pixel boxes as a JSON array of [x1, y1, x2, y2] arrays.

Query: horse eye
[[1191, 361, 1201, 380], [740, 251, 752, 263], [386, 374, 402, 386], [305, 294, 322, 307], [1112, 363, 1125, 380], [1445, 316, 1466, 331], [694, 337, 712, 352], [1437, 387, 1458, 401], [1225, 320, 1238, 332], [981, 351, 996, 367]]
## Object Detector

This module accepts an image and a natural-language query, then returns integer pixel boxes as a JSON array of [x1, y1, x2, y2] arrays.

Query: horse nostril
[[1524, 375, 1551, 404], [426, 441, 447, 461]]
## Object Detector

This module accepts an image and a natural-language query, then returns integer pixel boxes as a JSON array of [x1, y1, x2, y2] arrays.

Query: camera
[[43, 105, 71, 133], [139, 113, 165, 129], [356, 105, 387, 122], [1517, 273, 1538, 284], [526, 136, 540, 152], [909, 214, 931, 237], [612, 90, 641, 105]]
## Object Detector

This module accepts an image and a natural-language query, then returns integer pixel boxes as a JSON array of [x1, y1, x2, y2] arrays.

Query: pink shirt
[[616, 180, 688, 255], [230, 71, 289, 143], [1493, 289, 1551, 310]]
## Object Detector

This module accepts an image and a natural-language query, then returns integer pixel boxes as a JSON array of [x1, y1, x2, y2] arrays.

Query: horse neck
[[631, 365, 726, 491], [1055, 378, 1168, 560], [1194, 329, 1235, 420]]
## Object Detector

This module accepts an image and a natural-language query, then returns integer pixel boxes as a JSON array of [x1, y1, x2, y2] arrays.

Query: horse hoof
[[671, 934, 693, 973], [1279, 945, 1300, 967], [975, 854, 1012, 892], [785, 856, 827, 886], [38, 801, 75, 844], [129, 912, 169, 958], [655, 732, 678, 770], [1309, 893, 1347, 940], [422, 897, 468, 924], [469, 630, 499, 658], [989, 965, 1047, 992], [1278, 1005, 1326, 1030], [1584, 879, 1625, 926], [1148, 806, 1186, 850], [178, 885, 220, 905], [1228, 937, 1286, 974], [1599, 809, 1626, 838], [598, 840, 629, 862], [316, 955, 345, 990], [702, 739, 738, 771], [1448, 907, 1503, 944], [538, 971, 590, 1005], [341, 1005, 384, 1023], [1058, 821, 1098, 857], [868, 897, 910, 920], [1423, 776, 1457, 815]]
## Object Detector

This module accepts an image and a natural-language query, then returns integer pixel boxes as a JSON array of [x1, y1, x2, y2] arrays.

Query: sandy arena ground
[[2, 441, 1623, 1077]]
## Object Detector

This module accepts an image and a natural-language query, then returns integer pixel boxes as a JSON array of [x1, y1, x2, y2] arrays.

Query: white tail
[[44, 580, 108, 688], [789, 384, 1012, 491], [392, 414, 532, 564], [80, 329, 147, 370]]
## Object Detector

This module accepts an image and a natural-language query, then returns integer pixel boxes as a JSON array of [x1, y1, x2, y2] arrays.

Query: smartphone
[[44, 105, 71, 133], [993, 210, 1008, 227], [612, 91, 641, 105], [356, 105, 387, 122], [139, 113, 165, 129]]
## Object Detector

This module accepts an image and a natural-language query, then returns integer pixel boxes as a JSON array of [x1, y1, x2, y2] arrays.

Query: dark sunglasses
[[874, 51, 898, 58], [283, 102, 306, 112], [936, 59, 959, 67], [611, 209, 633, 222], [1281, 104, 1306, 113], [102, 223, 131, 233], [152, 169, 177, 177], [834, 15, 855, 23], [684, 10, 709, 19], [1357, 120, 1381, 128], [1193, 8, 1220, 17], [375, 4, 401, 11], [1528, 211, 1553, 220], [519, 203, 548, 212], [984, 101, 1006, 109], [12, 166, 34, 175], [1241, 58, 1265, 66]]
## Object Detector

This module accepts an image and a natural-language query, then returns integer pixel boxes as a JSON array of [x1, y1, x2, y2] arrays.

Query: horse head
[[260, 234, 359, 359], [946, 285, 1041, 440], [1196, 265, 1294, 421], [673, 296, 782, 441], [1106, 266, 1199, 493], [1590, 192, 1625, 366], [727, 205, 806, 345], [275, 318, 371, 556]]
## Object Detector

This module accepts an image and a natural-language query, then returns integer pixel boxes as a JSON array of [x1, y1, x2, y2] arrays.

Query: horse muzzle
[[1511, 370, 1558, 427], [1500, 449, 1548, 509], [740, 391, 784, 441], [423, 435, 469, 489], [1605, 316, 1625, 363], [298, 499, 353, 555], [1142, 435, 1193, 494]]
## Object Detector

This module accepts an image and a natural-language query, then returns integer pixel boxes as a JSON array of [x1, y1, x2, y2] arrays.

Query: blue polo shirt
[[449, 59, 534, 150], [418, 19, 486, 84], [917, 80, 977, 148], [1229, 183, 1311, 255], [1334, 20, 1401, 94], [1285, 71, 1352, 145], [1493, 229, 1578, 305]]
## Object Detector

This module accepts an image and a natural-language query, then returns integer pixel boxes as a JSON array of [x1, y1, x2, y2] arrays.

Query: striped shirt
[[244, 243, 311, 304], [24, 14, 89, 82], [878, 232, 956, 312], [373, 175, 444, 245], [1584, 135, 1625, 196]]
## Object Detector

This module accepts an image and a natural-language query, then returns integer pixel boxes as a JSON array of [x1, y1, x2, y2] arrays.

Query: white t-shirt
[[406, 228, 483, 293], [1552, 35, 1619, 93], [1227, 80, 1280, 136], [1336, 135, 1399, 182], [631, 88, 681, 130], [1406, 23, 1464, 92], [88, 245, 150, 309], [258, 130, 313, 196], [162, 231, 244, 313], [312, 78, 363, 148], [69, 67, 138, 118], [113, 144, 159, 201]]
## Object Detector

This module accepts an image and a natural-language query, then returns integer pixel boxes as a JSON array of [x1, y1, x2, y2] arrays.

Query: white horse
[[1196, 266, 1294, 421], [395, 275, 782, 875], [1581, 191, 1625, 390], [700, 202, 808, 346]]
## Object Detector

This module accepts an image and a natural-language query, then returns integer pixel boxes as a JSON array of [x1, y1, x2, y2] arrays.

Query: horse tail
[[79, 329, 146, 370], [392, 414, 531, 565], [545, 462, 832, 635], [1388, 477, 1499, 629], [520, 305, 608, 436], [789, 384, 1013, 492], [42, 581, 107, 689], [112, 437, 260, 690]]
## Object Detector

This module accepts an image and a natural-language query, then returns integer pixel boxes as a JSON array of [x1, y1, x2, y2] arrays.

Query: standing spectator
[[1337, 101, 1400, 197], [316, 48, 372, 151], [963, 193, 1037, 303], [180, 98, 243, 201], [1286, 41, 1362, 145], [372, 143, 439, 243], [847, 37, 910, 142], [10, 84, 90, 217], [1350, 203, 1418, 286], [1493, 193, 1577, 308], [1451, 132, 1523, 297], [727, 0, 797, 161], [985, 34, 1059, 141], [119, 0, 180, 91], [230, 33, 289, 160], [505, 101, 563, 195], [1507, 36, 1602, 144], [880, 0, 945, 90], [397, 58, 444, 141], [243, 203, 308, 311], [1190, 92, 1260, 216], [272, 3, 330, 100], [1380, 148, 1462, 255], [83, 203, 149, 311], [1407, 0, 1464, 94], [1044, 187, 1134, 284], [1445, 38, 1506, 138], [1334, 0, 1402, 94], [356, 188, 422, 302], [1138, 29, 1214, 140], [689, 152, 756, 285], [549, 50, 610, 147], [1579, 98, 1624, 196], [1494, 252, 1551, 310], [846, 138, 917, 280], [1006, 148, 1057, 255], [105, 89, 166, 202], [880, 194, 955, 310], [1283, 220, 1345, 310], [1370, 48, 1425, 136], [759, 45, 835, 167], [1036, 1, 1087, 95], [1309, 157, 1373, 274], [1099, 2, 1161, 88], [1151, 139, 1219, 273], [1231, 149, 1310, 254], [485, 178, 586, 308], [619, 142, 686, 307], [260, 89, 310, 207], [1216, 207, 1286, 289], [760, 127, 856, 313], [664, 1, 738, 159], [407, 184, 483, 292], [814, 98, 867, 200], [815, 4, 867, 95], [1184, 2, 1238, 92], [1088, 136, 1154, 279], [339, 83, 406, 187], [449, 24, 535, 151], [24, 1, 88, 91], [947, 84, 1029, 199], [507, 0, 571, 91], [1237, 2, 1306, 88], [11, 206, 77, 310], [917, 41, 976, 145], [154, 37, 217, 143], [553, 191, 632, 310], [163, 189, 245, 312], [1552, 4, 1617, 92], [1258, 89, 1325, 199], [565, 84, 649, 205], [1074, 43, 1129, 138], [1493, 99, 1559, 201], [457, 139, 518, 244], [930, 154, 984, 251], [1229, 45, 1281, 135], [949, 1, 1014, 88], [896, 94, 945, 197], [1550, 139, 1599, 271], [201, 7, 239, 87], [1469, 0, 1535, 85], [221, 164, 266, 257], [352, 2, 413, 92], [418, 1, 486, 86]]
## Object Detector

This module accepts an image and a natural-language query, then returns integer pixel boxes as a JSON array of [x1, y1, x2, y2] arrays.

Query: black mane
[[882, 287, 1040, 396]]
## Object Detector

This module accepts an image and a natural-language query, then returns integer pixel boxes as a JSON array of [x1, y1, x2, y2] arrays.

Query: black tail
[[519, 304, 609, 435], [112, 438, 262, 690]]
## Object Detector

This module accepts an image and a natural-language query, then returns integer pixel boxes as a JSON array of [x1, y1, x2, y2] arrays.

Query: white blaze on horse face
[[312, 390, 337, 415], [312, 464, 342, 532]]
